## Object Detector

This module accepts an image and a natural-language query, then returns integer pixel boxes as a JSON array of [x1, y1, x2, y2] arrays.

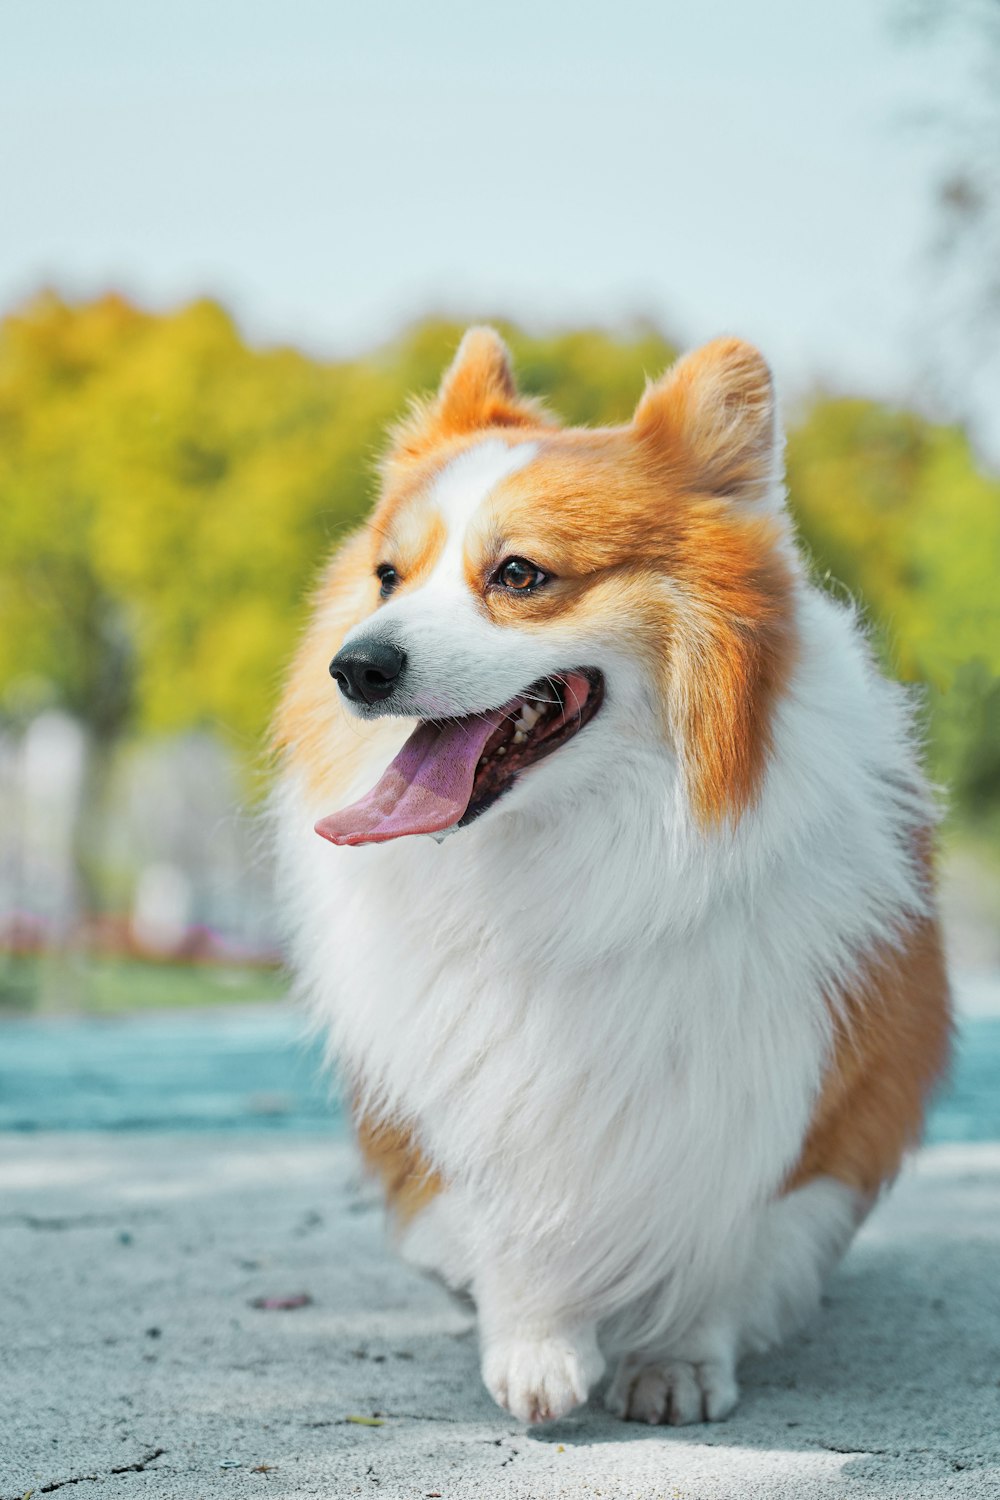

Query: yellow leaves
[[787, 399, 1000, 686], [786, 398, 1000, 815]]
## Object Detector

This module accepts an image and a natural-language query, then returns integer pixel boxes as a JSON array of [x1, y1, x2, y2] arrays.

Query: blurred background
[[0, 1, 997, 1131]]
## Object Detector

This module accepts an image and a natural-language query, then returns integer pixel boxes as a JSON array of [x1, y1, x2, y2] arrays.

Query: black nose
[[329, 640, 407, 704]]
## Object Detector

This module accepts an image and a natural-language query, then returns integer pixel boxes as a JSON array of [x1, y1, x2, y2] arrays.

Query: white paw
[[605, 1354, 739, 1426], [482, 1333, 604, 1425]]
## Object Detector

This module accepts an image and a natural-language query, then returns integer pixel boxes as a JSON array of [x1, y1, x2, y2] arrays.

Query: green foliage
[[786, 399, 1000, 818], [0, 294, 408, 748], [1, 292, 998, 829]]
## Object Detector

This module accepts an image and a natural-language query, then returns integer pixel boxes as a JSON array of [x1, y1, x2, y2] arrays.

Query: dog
[[273, 328, 951, 1426]]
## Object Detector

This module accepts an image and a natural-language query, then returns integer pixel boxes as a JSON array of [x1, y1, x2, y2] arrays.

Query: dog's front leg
[[475, 1259, 605, 1424]]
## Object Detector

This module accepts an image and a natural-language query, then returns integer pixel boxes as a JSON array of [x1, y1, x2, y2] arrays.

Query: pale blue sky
[[0, 0, 967, 407]]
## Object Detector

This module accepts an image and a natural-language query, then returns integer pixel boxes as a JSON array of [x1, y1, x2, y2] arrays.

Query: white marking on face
[[426, 437, 538, 586]]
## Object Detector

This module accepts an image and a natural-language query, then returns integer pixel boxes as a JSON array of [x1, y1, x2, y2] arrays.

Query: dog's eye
[[376, 564, 400, 599], [493, 557, 549, 592]]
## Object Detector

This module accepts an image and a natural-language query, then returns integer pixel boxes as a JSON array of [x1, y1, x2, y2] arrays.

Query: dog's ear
[[435, 327, 520, 431], [637, 341, 792, 826], [633, 338, 780, 506], [385, 327, 548, 469]]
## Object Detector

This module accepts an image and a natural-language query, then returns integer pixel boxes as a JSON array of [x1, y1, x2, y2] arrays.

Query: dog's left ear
[[633, 338, 780, 505], [386, 327, 548, 469], [434, 327, 521, 432]]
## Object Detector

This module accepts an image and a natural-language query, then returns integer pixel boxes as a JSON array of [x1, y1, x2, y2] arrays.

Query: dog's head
[[316, 328, 796, 847]]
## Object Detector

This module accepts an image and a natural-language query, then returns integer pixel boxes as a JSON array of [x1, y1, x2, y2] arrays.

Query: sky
[[0, 0, 972, 412]]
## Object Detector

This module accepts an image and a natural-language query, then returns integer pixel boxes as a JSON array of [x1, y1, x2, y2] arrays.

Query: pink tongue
[[314, 708, 509, 846]]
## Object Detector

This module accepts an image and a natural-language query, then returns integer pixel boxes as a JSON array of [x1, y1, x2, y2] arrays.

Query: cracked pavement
[[2, 1133, 998, 1499]]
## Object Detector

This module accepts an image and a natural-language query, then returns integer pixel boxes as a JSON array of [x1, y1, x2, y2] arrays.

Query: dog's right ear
[[633, 338, 780, 507], [384, 327, 549, 470]]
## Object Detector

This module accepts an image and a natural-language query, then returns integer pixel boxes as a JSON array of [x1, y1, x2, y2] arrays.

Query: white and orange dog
[[274, 329, 951, 1426]]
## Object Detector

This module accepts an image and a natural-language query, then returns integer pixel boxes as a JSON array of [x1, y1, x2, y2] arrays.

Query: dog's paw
[[605, 1353, 739, 1426], [482, 1333, 604, 1425]]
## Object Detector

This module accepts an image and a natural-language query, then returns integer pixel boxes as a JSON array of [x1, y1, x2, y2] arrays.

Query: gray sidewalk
[[2, 1132, 998, 1500]]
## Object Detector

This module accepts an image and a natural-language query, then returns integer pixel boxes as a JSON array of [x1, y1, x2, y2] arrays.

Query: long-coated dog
[[273, 328, 951, 1425]]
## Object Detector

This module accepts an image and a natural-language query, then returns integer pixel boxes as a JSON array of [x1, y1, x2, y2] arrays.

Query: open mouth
[[315, 668, 605, 847]]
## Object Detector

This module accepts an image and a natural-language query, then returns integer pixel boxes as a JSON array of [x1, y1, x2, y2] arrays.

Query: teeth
[[513, 703, 543, 736], [513, 730, 527, 746], [496, 746, 506, 756]]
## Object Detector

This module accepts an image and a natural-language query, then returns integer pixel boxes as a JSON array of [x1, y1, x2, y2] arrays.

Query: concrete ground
[[2, 1133, 998, 1500]]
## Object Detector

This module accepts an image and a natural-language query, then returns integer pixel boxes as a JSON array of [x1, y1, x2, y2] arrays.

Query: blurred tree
[[0, 294, 143, 909], [787, 396, 1000, 817], [0, 290, 997, 927], [0, 293, 140, 739], [83, 298, 400, 749]]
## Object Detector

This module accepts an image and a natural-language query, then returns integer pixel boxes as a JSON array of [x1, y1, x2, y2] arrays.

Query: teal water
[[0, 1009, 338, 1132], [0, 1007, 996, 1140]]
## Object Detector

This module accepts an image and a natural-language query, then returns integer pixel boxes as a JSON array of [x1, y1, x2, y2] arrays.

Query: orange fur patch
[[788, 839, 952, 1196], [354, 1109, 443, 1227], [661, 506, 795, 825], [374, 492, 448, 589]]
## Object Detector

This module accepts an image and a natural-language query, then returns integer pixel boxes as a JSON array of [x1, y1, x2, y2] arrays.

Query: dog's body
[[273, 330, 951, 1425]]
